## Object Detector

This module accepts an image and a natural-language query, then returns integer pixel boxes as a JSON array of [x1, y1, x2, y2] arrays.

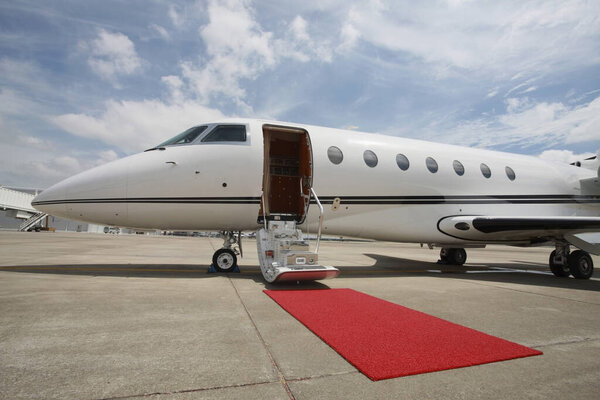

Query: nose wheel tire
[[568, 250, 594, 280], [212, 248, 238, 272]]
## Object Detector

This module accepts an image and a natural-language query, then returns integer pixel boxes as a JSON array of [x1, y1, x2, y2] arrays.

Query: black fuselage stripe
[[32, 195, 600, 207]]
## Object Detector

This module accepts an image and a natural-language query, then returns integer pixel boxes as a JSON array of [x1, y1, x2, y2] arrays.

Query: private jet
[[32, 119, 600, 282]]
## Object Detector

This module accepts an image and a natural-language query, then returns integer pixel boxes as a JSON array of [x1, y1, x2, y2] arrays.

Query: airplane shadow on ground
[[0, 264, 222, 279], [0, 263, 333, 290], [349, 253, 600, 293], [1, 253, 599, 292]]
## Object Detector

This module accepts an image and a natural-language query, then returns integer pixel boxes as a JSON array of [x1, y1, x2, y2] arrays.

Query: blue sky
[[0, 0, 599, 188]]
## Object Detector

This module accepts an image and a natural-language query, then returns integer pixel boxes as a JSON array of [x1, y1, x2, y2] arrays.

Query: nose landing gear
[[211, 231, 242, 273]]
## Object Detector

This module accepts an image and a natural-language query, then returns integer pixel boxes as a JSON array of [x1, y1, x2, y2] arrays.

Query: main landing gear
[[211, 231, 242, 273], [549, 243, 594, 279], [438, 248, 467, 265]]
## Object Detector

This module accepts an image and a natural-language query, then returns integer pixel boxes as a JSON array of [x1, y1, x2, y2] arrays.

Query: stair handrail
[[261, 193, 267, 230], [19, 212, 46, 231], [310, 187, 324, 253]]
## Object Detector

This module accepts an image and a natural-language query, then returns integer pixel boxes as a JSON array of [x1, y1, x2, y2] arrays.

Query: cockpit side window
[[201, 125, 247, 142], [157, 125, 208, 147]]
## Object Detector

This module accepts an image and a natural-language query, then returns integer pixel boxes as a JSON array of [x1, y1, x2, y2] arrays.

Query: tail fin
[[571, 150, 600, 177]]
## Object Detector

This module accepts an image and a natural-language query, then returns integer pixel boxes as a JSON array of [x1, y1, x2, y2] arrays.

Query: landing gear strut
[[549, 243, 594, 279], [549, 244, 570, 277], [211, 231, 242, 273], [439, 248, 467, 265]]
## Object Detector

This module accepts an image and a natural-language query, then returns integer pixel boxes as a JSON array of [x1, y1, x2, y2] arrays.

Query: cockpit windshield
[[156, 125, 208, 147], [201, 125, 246, 142]]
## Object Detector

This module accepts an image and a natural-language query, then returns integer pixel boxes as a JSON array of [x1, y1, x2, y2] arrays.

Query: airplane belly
[[125, 203, 260, 230], [64, 203, 128, 226]]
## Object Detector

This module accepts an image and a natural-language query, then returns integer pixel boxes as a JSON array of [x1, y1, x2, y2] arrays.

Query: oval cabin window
[[363, 150, 378, 168], [426, 157, 438, 173], [327, 146, 343, 165], [480, 163, 491, 178], [396, 154, 410, 170], [505, 166, 516, 181], [453, 160, 465, 176]]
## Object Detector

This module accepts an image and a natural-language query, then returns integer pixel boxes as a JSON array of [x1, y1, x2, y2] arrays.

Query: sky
[[0, 0, 599, 189]]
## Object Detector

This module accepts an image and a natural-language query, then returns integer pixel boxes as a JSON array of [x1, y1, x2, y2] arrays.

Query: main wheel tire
[[212, 248, 238, 272], [568, 250, 594, 279], [438, 249, 449, 264], [549, 250, 570, 277], [447, 248, 467, 265]]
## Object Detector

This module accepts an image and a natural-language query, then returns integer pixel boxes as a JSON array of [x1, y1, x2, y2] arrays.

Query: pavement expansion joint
[[95, 380, 278, 400], [228, 277, 296, 400], [287, 370, 361, 383], [532, 336, 600, 349]]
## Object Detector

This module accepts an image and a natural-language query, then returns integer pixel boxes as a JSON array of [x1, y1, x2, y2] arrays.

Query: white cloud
[[337, 1, 600, 79], [178, 0, 274, 108], [425, 95, 600, 149], [161, 75, 184, 103], [0, 88, 42, 117], [168, 5, 184, 28], [500, 97, 600, 145], [97, 149, 118, 163], [51, 99, 225, 153], [538, 149, 595, 164], [0, 139, 125, 188], [175, 1, 332, 111], [290, 16, 310, 41], [84, 29, 142, 84], [0, 58, 52, 95], [338, 22, 360, 52], [486, 88, 499, 98], [16, 135, 55, 150], [53, 156, 81, 171], [150, 24, 170, 40], [274, 15, 333, 63]]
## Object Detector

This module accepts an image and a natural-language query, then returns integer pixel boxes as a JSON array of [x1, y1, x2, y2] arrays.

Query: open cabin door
[[256, 124, 339, 283], [259, 124, 312, 224]]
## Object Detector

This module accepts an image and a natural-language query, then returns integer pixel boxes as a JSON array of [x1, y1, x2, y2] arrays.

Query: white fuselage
[[32, 119, 598, 245]]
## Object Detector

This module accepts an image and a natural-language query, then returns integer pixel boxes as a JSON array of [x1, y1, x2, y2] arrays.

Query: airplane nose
[[32, 181, 68, 217], [31, 156, 131, 225]]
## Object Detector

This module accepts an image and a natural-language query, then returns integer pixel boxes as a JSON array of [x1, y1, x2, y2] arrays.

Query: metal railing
[[19, 212, 47, 231], [261, 193, 267, 230], [310, 187, 324, 253]]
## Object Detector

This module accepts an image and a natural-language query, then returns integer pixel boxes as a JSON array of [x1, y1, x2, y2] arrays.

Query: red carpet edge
[[264, 288, 542, 381]]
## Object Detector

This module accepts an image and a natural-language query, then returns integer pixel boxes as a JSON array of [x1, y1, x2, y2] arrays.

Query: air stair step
[[19, 212, 47, 232], [256, 220, 339, 283]]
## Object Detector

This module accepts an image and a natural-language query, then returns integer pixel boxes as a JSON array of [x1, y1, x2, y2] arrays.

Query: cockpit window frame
[[155, 125, 209, 148], [200, 124, 248, 144], [152, 123, 252, 149]]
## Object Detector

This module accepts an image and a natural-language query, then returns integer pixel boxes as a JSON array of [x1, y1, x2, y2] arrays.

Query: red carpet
[[264, 289, 542, 380]]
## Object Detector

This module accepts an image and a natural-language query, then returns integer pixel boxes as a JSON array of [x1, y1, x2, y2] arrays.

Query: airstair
[[19, 212, 48, 231], [257, 189, 339, 283]]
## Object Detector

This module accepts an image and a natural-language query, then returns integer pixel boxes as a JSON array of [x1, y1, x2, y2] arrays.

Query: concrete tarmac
[[0, 231, 599, 399]]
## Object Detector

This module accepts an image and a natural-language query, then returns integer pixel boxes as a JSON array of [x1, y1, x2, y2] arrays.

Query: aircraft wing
[[438, 216, 600, 254]]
